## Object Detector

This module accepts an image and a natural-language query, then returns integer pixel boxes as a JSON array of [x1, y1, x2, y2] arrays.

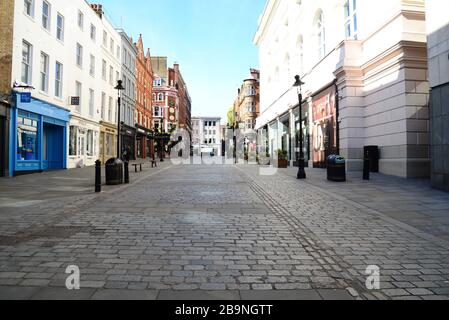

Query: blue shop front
[[9, 93, 70, 176]]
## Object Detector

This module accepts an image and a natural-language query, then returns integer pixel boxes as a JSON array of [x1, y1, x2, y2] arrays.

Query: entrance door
[[0, 117, 5, 176], [43, 123, 64, 170]]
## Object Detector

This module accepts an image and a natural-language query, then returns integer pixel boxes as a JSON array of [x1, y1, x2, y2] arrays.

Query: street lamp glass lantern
[[293, 75, 305, 88], [114, 80, 125, 91]]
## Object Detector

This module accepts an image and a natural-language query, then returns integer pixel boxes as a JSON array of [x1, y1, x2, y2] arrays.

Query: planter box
[[277, 159, 288, 168]]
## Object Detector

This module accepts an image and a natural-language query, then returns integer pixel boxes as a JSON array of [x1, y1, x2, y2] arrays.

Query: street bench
[[150, 159, 157, 168], [132, 163, 143, 173]]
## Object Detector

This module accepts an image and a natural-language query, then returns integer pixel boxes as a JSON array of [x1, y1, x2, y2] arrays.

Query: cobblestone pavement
[[0, 163, 448, 300]]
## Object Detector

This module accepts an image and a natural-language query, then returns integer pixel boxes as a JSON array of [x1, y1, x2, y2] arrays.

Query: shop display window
[[17, 116, 38, 161]]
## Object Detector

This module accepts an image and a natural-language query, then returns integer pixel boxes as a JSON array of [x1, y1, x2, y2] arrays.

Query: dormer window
[[154, 78, 162, 87]]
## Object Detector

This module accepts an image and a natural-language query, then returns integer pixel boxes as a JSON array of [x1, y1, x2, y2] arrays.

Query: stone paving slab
[[239, 289, 323, 300], [30, 287, 96, 300], [91, 289, 158, 300], [0, 286, 40, 300], [157, 290, 240, 301]]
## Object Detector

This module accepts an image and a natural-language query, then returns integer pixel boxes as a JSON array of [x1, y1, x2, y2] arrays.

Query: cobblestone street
[[1, 163, 449, 300]]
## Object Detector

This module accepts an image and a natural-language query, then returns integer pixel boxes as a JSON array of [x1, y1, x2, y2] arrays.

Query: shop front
[[136, 125, 149, 160], [9, 94, 69, 176], [312, 86, 337, 168], [1, 100, 10, 177], [99, 121, 118, 164], [68, 115, 100, 168], [121, 124, 137, 161]]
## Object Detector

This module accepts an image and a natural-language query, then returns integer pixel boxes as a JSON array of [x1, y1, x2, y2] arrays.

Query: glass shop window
[[69, 126, 78, 156], [17, 117, 38, 161]]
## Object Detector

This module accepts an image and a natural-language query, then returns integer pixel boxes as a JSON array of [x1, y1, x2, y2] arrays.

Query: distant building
[[233, 69, 260, 133], [151, 58, 192, 137], [426, 0, 449, 192], [192, 117, 222, 156], [117, 29, 137, 160], [135, 34, 154, 159]]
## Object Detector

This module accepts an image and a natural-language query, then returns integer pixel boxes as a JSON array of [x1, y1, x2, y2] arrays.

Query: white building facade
[[255, 0, 430, 178], [192, 117, 222, 156], [117, 29, 137, 160], [426, 0, 449, 191], [10, 0, 123, 170]]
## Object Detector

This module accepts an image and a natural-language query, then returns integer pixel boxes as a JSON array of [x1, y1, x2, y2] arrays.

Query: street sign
[[71, 97, 80, 106], [20, 92, 31, 103]]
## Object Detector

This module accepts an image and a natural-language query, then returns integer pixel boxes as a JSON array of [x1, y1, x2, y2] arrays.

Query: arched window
[[314, 10, 326, 60], [152, 93, 156, 101], [297, 35, 304, 75], [158, 93, 164, 101]]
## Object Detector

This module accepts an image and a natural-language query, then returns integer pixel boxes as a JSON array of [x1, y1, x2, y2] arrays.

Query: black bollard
[[124, 161, 129, 184], [363, 158, 370, 180], [95, 160, 102, 192]]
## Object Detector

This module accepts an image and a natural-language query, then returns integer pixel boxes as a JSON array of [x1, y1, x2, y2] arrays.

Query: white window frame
[[75, 81, 82, 113], [109, 66, 113, 85], [42, 0, 50, 30], [24, 0, 34, 18], [21, 40, 32, 85], [40, 52, 49, 93], [89, 89, 95, 117], [90, 24, 96, 41], [108, 97, 113, 122], [56, 13, 64, 41], [315, 10, 326, 60], [76, 43, 83, 68], [90, 54, 95, 77], [101, 92, 106, 119], [55, 61, 63, 98], [103, 31, 108, 47], [102, 59, 107, 80], [78, 10, 84, 30], [344, 0, 358, 40]]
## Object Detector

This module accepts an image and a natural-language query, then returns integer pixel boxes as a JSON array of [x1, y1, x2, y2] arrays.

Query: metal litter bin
[[327, 155, 346, 182], [105, 158, 124, 185]]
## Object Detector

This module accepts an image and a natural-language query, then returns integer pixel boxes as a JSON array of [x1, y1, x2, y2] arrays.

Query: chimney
[[90, 4, 104, 18], [250, 68, 260, 80]]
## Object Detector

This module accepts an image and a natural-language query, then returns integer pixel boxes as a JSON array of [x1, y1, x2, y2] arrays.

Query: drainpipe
[[334, 79, 340, 155]]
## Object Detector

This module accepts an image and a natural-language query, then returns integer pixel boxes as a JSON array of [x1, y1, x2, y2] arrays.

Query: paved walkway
[[283, 167, 449, 242], [0, 163, 448, 300]]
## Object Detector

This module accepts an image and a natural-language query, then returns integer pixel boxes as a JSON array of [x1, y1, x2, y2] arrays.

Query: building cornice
[[253, 0, 279, 46]]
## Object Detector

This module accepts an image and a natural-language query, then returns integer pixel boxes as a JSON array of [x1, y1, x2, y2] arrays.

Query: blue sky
[[100, 0, 267, 123]]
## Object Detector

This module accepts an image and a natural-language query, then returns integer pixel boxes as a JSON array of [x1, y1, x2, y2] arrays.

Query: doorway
[[0, 116, 5, 176], [42, 123, 64, 170]]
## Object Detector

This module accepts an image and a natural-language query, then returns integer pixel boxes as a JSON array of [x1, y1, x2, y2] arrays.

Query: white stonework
[[254, 0, 430, 178], [426, 0, 449, 192], [11, 0, 122, 169]]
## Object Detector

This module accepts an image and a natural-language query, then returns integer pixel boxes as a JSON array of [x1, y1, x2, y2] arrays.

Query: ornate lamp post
[[293, 75, 306, 180], [114, 80, 125, 159]]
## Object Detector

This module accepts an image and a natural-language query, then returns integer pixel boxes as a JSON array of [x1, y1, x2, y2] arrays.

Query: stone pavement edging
[[275, 169, 449, 252], [0, 286, 354, 300]]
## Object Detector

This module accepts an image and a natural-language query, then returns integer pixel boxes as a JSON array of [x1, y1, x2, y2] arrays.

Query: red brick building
[[134, 35, 154, 159], [151, 58, 191, 139]]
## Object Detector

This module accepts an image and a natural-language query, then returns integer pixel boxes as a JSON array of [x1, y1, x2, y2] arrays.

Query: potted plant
[[277, 149, 288, 168], [257, 152, 271, 165]]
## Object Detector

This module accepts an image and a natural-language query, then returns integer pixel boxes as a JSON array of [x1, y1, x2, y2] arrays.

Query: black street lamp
[[114, 80, 125, 159], [293, 75, 306, 180]]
